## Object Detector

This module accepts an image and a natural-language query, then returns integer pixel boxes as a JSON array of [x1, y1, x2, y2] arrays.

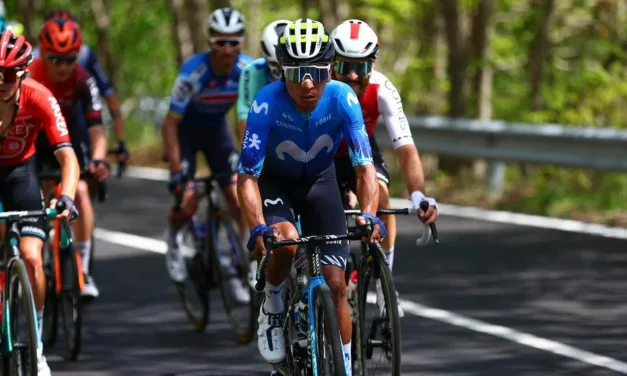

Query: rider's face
[[332, 56, 373, 98], [0, 69, 21, 101], [43, 51, 78, 83], [283, 64, 331, 113], [209, 33, 243, 73]]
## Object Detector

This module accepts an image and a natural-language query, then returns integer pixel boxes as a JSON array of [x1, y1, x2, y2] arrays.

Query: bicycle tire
[[356, 253, 402, 375], [3, 259, 38, 376], [208, 204, 256, 344], [59, 245, 82, 360], [42, 241, 58, 348], [312, 284, 347, 376], [175, 223, 210, 333]]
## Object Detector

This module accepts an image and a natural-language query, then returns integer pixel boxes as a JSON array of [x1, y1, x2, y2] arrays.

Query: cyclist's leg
[[256, 170, 300, 364], [3, 157, 50, 371], [204, 119, 246, 234], [299, 164, 352, 373], [371, 138, 395, 269]]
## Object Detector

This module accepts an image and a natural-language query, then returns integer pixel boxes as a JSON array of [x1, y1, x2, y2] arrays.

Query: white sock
[[385, 247, 395, 272], [263, 281, 285, 313], [343, 342, 352, 376], [76, 241, 92, 275], [37, 309, 44, 349]]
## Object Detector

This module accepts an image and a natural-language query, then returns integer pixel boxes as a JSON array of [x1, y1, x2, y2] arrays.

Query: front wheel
[[59, 245, 82, 360], [312, 284, 347, 376]]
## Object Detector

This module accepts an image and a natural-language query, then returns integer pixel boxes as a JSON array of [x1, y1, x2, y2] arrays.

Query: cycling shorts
[[36, 118, 92, 172], [0, 158, 46, 240], [258, 163, 349, 270], [334, 136, 390, 196], [179, 119, 238, 188]]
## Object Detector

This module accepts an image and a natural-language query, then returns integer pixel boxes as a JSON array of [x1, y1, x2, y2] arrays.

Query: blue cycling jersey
[[238, 80, 373, 180], [168, 52, 253, 133], [32, 45, 114, 97]]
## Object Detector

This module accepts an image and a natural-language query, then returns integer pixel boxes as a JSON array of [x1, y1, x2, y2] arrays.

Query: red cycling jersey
[[335, 70, 413, 158], [0, 79, 72, 167], [28, 58, 103, 128]]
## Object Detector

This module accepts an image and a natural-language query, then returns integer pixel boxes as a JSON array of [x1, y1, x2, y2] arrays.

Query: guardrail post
[[487, 161, 505, 198]]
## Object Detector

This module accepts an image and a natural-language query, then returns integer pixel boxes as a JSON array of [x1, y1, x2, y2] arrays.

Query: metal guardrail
[[135, 96, 627, 196]]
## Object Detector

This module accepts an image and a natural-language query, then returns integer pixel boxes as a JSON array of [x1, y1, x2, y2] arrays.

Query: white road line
[[124, 166, 627, 241], [95, 226, 627, 374]]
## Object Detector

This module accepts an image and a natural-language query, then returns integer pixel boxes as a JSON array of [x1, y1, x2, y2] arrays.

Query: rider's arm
[[84, 46, 125, 142], [236, 96, 273, 229], [162, 65, 202, 173], [377, 77, 426, 194], [236, 65, 255, 148], [339, 86, 379, 217], [39, 93, 79, 199], [80, 74, 107, 161]]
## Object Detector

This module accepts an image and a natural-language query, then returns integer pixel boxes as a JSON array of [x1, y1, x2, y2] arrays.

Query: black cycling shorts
[[258, 164, 349, 270], [334, 136, 390, 196], [179, 119, 238, 188], [0, 157, 47, 240]]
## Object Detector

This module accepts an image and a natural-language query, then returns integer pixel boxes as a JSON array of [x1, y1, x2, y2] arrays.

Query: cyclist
[[238, 19, 386, 376], [29, 19, 110, 299], [236, 19, 290, 146], [330, 19, 439, 317], [34, 9, 130, 169], [161, 7, 253, 303], [0, 30, 80, 375]]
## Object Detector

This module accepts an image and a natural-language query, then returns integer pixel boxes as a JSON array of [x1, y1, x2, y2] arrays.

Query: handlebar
[[0, 208, 59, 221], [107, 149, 127, 178]]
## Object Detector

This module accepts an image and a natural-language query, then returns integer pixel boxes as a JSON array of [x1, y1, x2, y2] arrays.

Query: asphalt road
[[45, 176, 627, 376]]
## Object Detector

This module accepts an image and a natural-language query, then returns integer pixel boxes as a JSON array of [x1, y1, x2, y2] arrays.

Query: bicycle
[[0, 208, 64, 375], [171, 173, 256, 344], [344, 202, 439, 376], [38, 169, 107, 361], [254, 224, 383, 376]]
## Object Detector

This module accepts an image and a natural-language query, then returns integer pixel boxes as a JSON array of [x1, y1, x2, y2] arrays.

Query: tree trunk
[[529, 0, 555, 111], [246, 0, 262, 58], [89, 0, 119, 86], [186, 0, 209, 53], [440, 0, 469, 174], [470, 0, 495, 121], [18, 0, 36, 42], [301, 0, 310, 18], [170, 0, 194, 67]]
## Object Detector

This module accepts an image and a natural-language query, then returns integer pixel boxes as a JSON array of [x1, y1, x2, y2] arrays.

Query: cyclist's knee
[[378, 181, 392, 208], [20, 237, 44, 271], [76, 180, 92, 209], [272, 222, 299, 256], [181, 190, 199, 218], [325, 268, 347, 301]]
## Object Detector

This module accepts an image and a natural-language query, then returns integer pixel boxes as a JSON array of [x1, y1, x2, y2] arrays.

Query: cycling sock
[[343, 342, 352, 376], [386, 247, 395, 272], [76, 241, 92, 275], [263, 281, 285, 313], [37, 309, 44, 349]]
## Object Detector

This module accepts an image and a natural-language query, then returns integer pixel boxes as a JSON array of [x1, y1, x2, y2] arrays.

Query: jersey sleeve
[[337, 85, 373, 167], [237, 64, 256, 122], [168, 57, 204, 118], [78, 72, 104, 128], [84, 47, 115, 97], [377, 77, 413, 149], [35, 90, 72, 152], [237, 93, 274, 178]]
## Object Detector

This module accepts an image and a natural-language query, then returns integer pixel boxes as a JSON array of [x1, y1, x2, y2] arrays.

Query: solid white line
[[95, 226, 627, 373], [124, 166, 627, 241]]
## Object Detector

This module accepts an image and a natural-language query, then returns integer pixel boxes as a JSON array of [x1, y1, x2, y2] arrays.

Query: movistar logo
[[251, 100, 269, 115], [346, 92, 359, 107], [275, 134, 333, 162]]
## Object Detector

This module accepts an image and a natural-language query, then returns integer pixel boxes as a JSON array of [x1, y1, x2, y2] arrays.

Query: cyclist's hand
[[115, 140, 130, 162], [89, 160, 110, 182], [50, 194, 79, 223], [167, 172, 184, 195], [356, 213, 387, 244], [411, 192, 438, 225], [247, 224, 277, 261]]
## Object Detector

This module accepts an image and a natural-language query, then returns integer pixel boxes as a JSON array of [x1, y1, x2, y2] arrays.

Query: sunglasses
[[47, 55, 78, 66], [0, 68, 26, 84], [283, 65, 331, 83], [210, 37, 243, 49], [334, 60, 373, 77]]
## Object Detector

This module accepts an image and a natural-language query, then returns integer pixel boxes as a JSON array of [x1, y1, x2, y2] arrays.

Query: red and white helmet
[[331, 19, 379, 60]]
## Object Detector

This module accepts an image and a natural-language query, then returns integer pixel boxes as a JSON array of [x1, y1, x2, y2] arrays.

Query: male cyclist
[[238, 19, 386, 376], [330, 19, 439, 317], [236, 19, 290, 146], [162, 7, 252, 303], [29, 19, 110, 299], [34, 8, 130, 167], [0, 30, 80, 375]]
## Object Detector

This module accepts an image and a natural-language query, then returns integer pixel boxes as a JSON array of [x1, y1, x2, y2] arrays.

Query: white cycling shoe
[[376, 279, 404, 318], [257, 300, 285, 364], [37, 347, 51, 376], [164, 229, 188, 283], [226, 277, 250, 304]]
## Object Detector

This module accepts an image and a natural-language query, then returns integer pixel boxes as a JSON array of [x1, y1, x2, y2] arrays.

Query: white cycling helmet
[[207, 7, 246, 35], [331, 19, 379, 60], [260, 20, 291, 63], [276, 19, 335, 66]]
